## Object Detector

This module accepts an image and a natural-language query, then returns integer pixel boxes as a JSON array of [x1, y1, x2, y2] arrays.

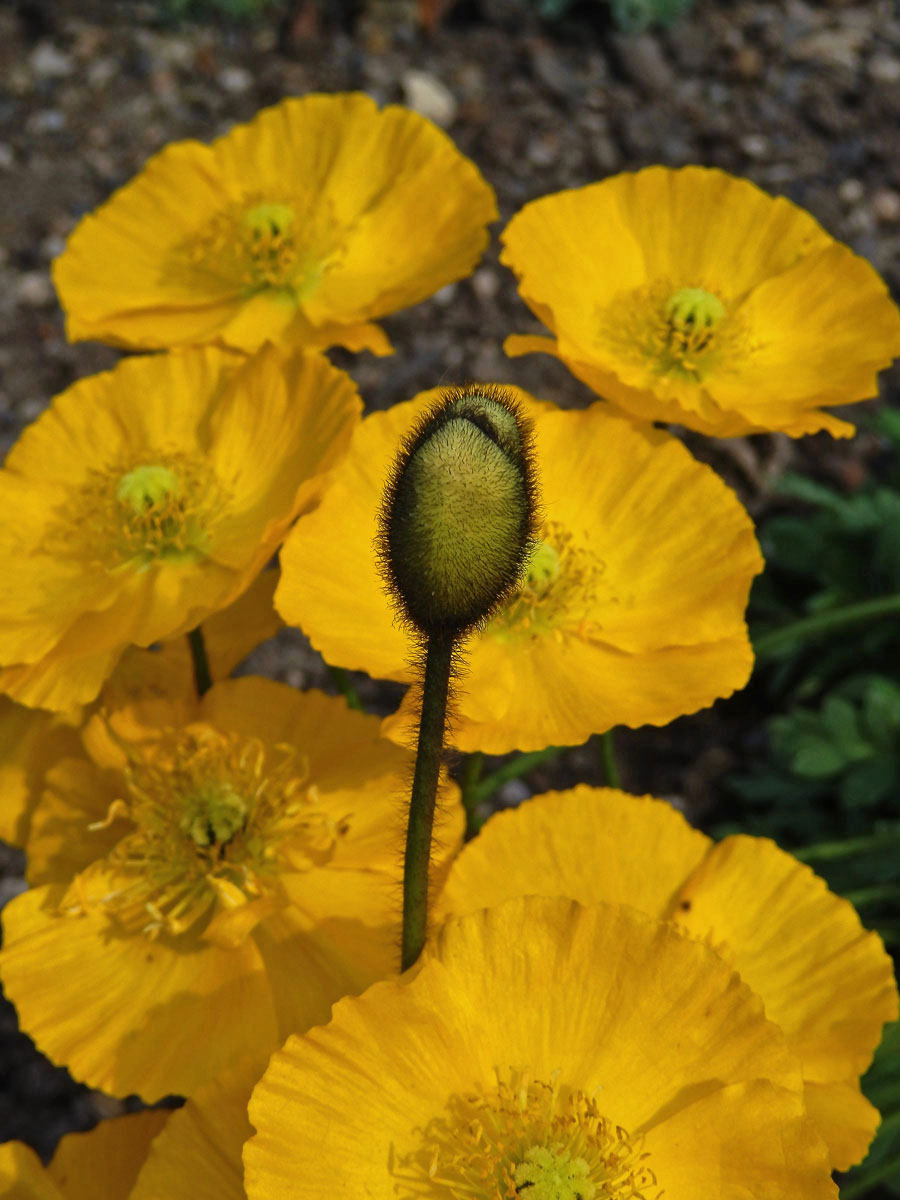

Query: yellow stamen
[[60, 726, 350, 942], [46, 452, 224, 569], [398, 1070, 660, 1200], [489, 522, 610, 642], [598, 278, 743, 384]]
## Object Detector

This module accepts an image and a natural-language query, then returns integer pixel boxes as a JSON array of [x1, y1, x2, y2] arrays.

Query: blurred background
[[0, 0, 898, 1194]]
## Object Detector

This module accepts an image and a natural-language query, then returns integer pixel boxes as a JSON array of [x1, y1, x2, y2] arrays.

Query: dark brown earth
[[1, 0, 899, 1164]]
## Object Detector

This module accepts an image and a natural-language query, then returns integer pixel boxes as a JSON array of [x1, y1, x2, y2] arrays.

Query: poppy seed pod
[[379, 386, 539, 639]]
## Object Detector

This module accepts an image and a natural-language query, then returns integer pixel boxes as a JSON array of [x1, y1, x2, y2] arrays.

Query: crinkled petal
[[670, 835, 899, 1085], [437, 787, 710, 921], [0, 885, 278, 1100]]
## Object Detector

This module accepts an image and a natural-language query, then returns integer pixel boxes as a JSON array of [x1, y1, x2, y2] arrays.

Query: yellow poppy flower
[[436, 787, 899, 1170], [0, 1109, 169, 1200], [0, 569, 280, 849], [502, 167, 900, 437], [0, 346, 360, 712], [0, 674, 461, 1100], [244, 896, 835, 1200], [276, 387, 762, 753], [52, 93, 497, 356]]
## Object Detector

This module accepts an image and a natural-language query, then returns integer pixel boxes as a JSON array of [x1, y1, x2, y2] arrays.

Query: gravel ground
[[1, 0, 899, 1162]]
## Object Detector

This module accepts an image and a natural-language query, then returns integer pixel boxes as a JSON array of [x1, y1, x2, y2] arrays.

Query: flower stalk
[[378, 386, 539, 970], [188, 626, 212, 698], [401, 630, 456, 970]]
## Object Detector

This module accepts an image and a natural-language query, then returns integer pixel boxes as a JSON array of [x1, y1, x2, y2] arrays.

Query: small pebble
[[872, 188, 900, 224], [30, 42, 74, 79], [527, 133, 558, 168], [17, 273, 55, 308], [611, 32, 675, 96], [0, 144, 13, 170], [733, 45, 763, 80], [401, 69, 458, 128], [471, 267, 499, 303], [217, 65, 253, 96], [496, 779, 531, 809], [432, 282, 457, 307], [838, 178, 864, 205], [87, 58, 118, 89], [868, 54, 900, 85], [40, 233, 66, 261], [26, 109, 66, 135], [740, 133, 769, 159]]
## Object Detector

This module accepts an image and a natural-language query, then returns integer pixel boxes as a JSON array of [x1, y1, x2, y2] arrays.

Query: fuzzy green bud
[[379, 385, 539, 638]]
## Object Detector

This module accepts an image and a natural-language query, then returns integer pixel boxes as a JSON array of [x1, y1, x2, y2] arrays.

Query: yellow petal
[[47, 1110, 171, 1200], [132, 1058, 260, 1200], [802, 1079, 882, 1172], [671, 835, 899, 1084], [0, 1141, 63, 1200], [0, 885, 278, 1100], [436, 786, 710, 921]]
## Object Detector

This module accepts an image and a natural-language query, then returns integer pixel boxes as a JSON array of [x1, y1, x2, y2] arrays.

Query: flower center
[[515, 1147, 596, 1200], [47, 454, 223, 569], [397, 1071, 659, 1200], [664, 286, 725, 357], [62, 726, 349, 940], [488, 522, 611, 643], [172, 194, 346, 298], [238, 202, 299, 289], [597, 279, 742, 384]]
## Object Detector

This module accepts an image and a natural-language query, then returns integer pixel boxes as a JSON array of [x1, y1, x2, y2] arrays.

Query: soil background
[[1, 0, 899, 1173]]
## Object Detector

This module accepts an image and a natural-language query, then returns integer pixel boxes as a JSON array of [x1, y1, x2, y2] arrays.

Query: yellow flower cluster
[[0, 89, 897, 1200]]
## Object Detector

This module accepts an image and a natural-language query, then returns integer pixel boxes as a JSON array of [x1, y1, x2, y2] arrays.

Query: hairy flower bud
[[379, 386, 539, 639]]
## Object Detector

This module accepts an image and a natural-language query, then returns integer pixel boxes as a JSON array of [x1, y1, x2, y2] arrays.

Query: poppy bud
[[379, 385, 539, 639]]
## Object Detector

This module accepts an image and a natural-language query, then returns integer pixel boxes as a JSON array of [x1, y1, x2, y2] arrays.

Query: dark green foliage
[[723, 411, 900, 1197], [841, 1022, 900, 1198], [163, 0, 278, 19], [536, 0, 694, 33]]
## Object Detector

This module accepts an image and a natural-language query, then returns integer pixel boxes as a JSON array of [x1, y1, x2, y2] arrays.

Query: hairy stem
[[188, 626, 212, 698], [401, 631, 455, 971]]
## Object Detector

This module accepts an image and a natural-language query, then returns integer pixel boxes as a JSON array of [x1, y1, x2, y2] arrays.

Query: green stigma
[[514, 1147, 597, 1200], [525, 540, 560, 593], [380, 385, 538, 638], [179, 784, 248, 849], [242, 202, 295, 239], [665, 287, 725, 333], [116, 464, 180, 513]]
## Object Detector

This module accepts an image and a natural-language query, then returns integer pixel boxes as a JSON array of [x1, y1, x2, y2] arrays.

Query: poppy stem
[[471, 746, 561, 808], [459, 752, 485, 840], [753, 594, 900, 660], [600, 729, 621, 789], [329, 665, 363, 711], [795, 830, 900, 862], [401, 630, 455, 972], [188, 626, 212, 698]]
